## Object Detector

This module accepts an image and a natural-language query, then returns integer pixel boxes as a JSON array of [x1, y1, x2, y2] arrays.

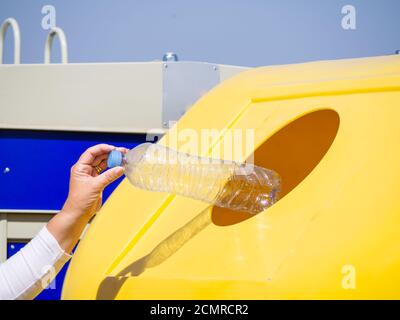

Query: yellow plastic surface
[[62, 55, 400, 299]]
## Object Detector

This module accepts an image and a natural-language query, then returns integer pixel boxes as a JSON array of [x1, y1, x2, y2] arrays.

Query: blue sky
[[1, 0, 399, 66]]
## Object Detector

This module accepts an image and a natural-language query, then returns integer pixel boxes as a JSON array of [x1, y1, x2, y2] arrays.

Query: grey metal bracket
[[162, 61, 220, 128]]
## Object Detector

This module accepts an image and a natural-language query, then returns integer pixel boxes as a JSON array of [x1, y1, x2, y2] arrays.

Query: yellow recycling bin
[[62, 55, 400, 299]]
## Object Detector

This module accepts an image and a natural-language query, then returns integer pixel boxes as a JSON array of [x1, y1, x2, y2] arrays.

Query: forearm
[[46, 209, 91, 254]]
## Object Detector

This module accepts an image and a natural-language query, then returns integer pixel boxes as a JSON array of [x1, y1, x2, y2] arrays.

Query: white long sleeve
[[0, 226, 71, 300]]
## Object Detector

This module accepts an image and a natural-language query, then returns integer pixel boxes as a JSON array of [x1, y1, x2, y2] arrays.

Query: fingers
[[95, 166, 125, 189], [98, 159, 108, 170], [78, 144, 115, 166], [92, 153, 109, 167], [116, 147, 129, 154], [76, 144, 128, 182], [92, 159, 108, 177], [92, 146, 128, 167]]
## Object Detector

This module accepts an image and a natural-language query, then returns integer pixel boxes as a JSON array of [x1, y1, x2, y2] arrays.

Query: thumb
[[95, 167, 125, 189]]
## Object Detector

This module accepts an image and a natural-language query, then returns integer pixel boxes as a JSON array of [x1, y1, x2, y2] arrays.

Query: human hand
[[62, 144, 128, 220]]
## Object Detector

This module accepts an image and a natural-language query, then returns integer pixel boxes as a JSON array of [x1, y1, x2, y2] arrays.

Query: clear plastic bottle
[[107, 143, 281, 214]]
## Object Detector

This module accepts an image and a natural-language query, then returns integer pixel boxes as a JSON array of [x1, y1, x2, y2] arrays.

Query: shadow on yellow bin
[[62, 55, 400, 299]]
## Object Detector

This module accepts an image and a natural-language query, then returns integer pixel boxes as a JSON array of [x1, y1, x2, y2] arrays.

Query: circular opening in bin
[[212, 109, 340, 226]]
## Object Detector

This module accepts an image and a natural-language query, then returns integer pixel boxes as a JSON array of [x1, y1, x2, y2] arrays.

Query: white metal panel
[[0, 213, 6, 261], [7, 213, 52, 240], [0, 62, 248, 134], [218, 64, 249, 82], [4, 212, 89, 241], [0, 62, 163, 133], [162, 62, 220, 127], [0, 209, 58, 214]]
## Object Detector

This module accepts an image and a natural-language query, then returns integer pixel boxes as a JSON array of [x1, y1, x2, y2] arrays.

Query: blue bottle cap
[[107, 150, 123, 168]]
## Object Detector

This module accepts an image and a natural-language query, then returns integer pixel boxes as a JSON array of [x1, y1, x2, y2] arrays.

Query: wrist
[[47, 210, 90, 254], [59, 205, 91, 224], [62, 197, 92, 220]]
